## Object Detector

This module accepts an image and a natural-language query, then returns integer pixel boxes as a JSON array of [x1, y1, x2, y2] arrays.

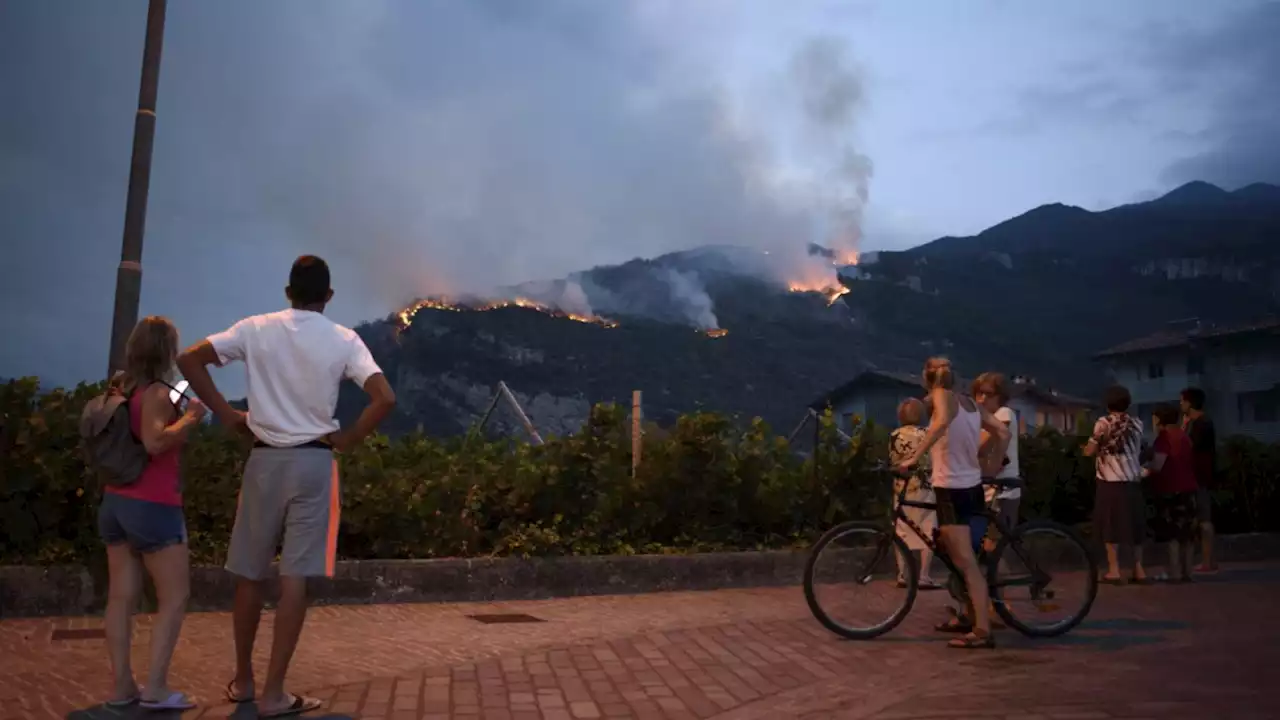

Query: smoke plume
[[788, 36, 873, 264]]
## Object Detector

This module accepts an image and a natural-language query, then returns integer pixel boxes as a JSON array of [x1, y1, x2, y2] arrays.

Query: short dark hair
[[1103, 384, 1131, 413], [288, 255, 331, 305], [971, 372, 1009, 406], [1181, 387, 1205, 411], [1153, 403, 1180, 427]]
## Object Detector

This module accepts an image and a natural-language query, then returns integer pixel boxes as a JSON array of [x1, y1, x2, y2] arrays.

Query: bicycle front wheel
[[989, 519, 1098, 637], [803, 521, 917, 640]]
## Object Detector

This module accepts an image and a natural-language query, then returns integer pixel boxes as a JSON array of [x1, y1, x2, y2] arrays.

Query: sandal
[[139, 691, 196, 711], [935, 616, 972, 634], [948, 631, 995, 650], [259, 694, 323, 719], [105, 693, 139, 709], [225, 679, 254, 703]]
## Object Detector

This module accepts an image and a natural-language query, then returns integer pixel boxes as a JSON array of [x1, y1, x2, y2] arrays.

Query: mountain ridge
[[338, 180, 1280, 438]]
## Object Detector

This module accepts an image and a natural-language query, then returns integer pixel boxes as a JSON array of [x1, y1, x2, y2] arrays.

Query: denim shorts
[[98, 493, 187, 554]]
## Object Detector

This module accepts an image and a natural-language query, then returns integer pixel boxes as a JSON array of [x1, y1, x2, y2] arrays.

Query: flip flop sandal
[[918, 578, 943, 591], [139, 691, 196, 711], [258, 694, 323, 719], [105, 693, 140, 708], [225, 680, 254, 703], [935, 617, 973, 634], [947, 632, 995, 650]]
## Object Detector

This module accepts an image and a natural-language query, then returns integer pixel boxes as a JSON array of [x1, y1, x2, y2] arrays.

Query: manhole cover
[[51, 628, 106, 641], [468, 613, 544, 624]]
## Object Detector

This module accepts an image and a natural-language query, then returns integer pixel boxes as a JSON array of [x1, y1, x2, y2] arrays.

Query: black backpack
[[79, 382, 182, 487]]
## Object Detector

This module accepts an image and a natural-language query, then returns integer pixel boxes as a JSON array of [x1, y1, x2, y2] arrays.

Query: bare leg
[[894, 544, 909, 583], [260, 576, 309, 711], [232, 577, 265, 701], [919, 547, 935, 583], [940, 525, 991, 642], [1132, 545, 1146, 580], [1103, 543, 1122, 579], [1198, 522, 1216, 571], [104, 544, 143, 703], [139, 543, 190, 702]]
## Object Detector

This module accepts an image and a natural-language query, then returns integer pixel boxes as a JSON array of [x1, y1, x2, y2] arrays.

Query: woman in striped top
[[1083, 385, 1148, 584]]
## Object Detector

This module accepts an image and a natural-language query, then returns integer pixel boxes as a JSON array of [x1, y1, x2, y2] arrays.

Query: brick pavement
[[2, 564, 1275, 720]]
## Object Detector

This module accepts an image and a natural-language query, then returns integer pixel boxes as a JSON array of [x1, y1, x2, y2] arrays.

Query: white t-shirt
[[208, 309, 383, 447], [994, 406, 1020, 499]]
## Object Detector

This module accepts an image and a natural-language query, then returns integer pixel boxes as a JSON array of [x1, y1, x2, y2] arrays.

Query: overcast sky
[[2, 0, 1277, 386]]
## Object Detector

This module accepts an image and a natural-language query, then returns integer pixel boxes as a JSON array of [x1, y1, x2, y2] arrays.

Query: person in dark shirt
[[1144, 404, 1199, 583], [1180, 387, 1218, 574]]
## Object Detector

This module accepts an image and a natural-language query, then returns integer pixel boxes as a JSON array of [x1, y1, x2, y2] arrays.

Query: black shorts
[[934, 486, 985, 527]]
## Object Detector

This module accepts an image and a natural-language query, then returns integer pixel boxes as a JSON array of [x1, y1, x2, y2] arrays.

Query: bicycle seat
[[981, 476, 1024, 491]]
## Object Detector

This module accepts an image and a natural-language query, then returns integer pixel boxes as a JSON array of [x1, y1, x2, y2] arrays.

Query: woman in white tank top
[[895, 357, 1011, 649]]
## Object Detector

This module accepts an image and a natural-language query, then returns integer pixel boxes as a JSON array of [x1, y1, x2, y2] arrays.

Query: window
[[1257, 395, 1278, 423], [1148, 362, 1164, 379], [1187, 354, 1205, 375]]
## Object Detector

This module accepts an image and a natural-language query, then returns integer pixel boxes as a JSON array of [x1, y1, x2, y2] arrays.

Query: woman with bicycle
[[896, 357, 1011, 649]]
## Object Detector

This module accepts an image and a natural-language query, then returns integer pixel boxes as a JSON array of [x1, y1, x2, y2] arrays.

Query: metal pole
[[107, 0, 168, 376], [498, 382, 544, 445]]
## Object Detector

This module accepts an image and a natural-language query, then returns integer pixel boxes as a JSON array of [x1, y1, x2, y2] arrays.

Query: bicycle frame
[[875, 474, 1050, 600]]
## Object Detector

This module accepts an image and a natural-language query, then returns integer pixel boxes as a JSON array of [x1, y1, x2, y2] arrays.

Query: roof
[[811, 369, 1096, 411], [809, 370, 921, 409], [1094, 317, 1280, 359]]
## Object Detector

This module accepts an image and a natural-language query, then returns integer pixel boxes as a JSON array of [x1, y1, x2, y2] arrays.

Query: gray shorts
[[226, 446, 340, 580]]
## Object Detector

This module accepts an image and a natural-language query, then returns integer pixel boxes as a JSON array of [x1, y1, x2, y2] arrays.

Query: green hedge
[[2, 377, 1278, 566]]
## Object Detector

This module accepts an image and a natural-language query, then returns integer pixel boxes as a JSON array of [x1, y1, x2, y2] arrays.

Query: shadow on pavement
[[68, 703, 353, 720]]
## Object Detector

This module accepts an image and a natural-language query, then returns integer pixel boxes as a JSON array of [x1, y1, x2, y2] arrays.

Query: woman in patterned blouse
[[890, 397, 941, 589]]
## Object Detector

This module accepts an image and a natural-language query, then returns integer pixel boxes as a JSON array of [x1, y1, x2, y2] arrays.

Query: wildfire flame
[[786, 251, 855, 307], [704, 328, 728, 338], [397, 296, 618, 329]]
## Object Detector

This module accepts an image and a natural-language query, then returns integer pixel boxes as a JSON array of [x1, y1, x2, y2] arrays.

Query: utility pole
[[107, 0, 168, 376]]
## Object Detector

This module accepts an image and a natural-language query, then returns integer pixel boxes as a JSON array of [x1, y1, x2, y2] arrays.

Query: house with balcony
[[1093, 317, 1280, 441], [810, 369, 1095, 436]]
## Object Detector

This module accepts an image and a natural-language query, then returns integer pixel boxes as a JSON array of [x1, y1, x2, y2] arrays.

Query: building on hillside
[[1093, 317, 1280, 441], [809, 370, 1095, 436]]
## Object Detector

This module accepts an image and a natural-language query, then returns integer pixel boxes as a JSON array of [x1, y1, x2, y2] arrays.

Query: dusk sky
[[2, 0, 1277, 386]]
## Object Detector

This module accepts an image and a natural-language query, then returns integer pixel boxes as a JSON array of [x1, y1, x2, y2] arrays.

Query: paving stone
[[2, 564, 1275, 719]]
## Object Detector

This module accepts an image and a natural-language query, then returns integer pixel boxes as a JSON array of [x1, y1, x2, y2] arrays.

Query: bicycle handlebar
[[866, 462, 1025, 489]]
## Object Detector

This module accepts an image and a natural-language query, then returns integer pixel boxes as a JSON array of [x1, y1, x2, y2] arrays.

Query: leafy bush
[[3, 377, 1278, 567]]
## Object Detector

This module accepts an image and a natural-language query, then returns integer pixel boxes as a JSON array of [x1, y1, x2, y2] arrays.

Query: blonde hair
[[123, 316, 179, 393], [897, 397, 925, 427], [922, 356, 954, 391], [971, 372, 1009, 406]]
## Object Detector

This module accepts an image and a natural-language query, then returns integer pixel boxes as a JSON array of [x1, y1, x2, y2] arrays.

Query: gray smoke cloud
[[656, 268, 719, 330], [788, 36, 873, 263], [0, 2, 869, 383]]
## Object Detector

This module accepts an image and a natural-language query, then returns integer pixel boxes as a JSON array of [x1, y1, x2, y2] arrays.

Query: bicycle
[[803, 463, 1098, 640]]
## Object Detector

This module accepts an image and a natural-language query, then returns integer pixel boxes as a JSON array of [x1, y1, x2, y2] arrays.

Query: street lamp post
[[106, 0, 168, 376]]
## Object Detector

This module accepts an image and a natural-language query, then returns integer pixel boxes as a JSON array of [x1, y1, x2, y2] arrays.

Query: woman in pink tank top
[[895, 357, 1011, 650], [97, 316, 206, 710]]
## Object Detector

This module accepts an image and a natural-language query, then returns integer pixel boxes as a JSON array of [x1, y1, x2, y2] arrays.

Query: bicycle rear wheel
[[804, 521, 917, 640], [989, 519, 1097, 637]]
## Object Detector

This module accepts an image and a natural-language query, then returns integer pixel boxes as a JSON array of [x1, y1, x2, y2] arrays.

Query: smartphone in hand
[[169, 380, 190, 406]]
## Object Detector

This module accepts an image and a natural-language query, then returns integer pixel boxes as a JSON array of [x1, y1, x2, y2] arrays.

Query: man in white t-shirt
[[177, 255, 395, 716]]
